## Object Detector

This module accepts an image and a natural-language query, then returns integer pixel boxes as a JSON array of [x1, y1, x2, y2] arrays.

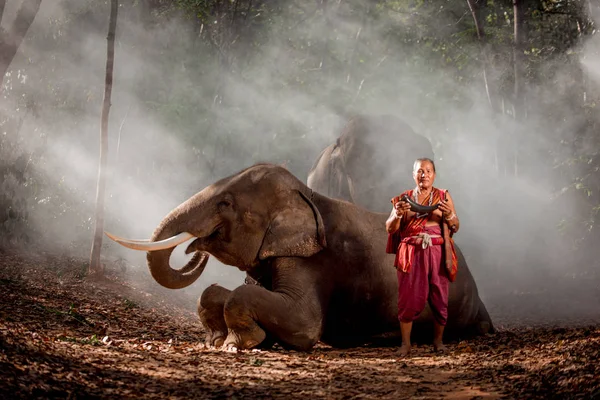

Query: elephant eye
[[217, 200, 232, 210], [209, 226, 222, 239]]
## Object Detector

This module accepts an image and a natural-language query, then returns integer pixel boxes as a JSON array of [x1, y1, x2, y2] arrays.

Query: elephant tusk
[[104, 231, 194, 251], [103, 234, 151, 243]]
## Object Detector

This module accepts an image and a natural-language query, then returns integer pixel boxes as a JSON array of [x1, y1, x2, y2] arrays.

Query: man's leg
[[428, 246, 450, 352], [396, 258, 429, 357], [433, 321, 447, 352], [399, 321, 412, 356]]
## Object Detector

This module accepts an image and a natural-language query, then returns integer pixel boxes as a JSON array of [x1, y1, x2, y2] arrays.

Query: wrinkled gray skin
[[306, 114, 494, 339], [308, 114, 436, 213], [146, 163, 492, 352]]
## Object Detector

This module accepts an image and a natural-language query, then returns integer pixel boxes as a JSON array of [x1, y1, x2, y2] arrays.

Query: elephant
[[307, 114, 435, 213], [107, 163, 493, 352]]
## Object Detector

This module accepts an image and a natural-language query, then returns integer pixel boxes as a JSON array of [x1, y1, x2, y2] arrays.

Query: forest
[[0, 0, 599, 398]]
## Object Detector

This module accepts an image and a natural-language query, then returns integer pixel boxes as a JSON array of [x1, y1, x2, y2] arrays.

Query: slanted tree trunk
[[0, 1, 7, 22], [89, 0, 118, 277], [0, 0, 42, 88]]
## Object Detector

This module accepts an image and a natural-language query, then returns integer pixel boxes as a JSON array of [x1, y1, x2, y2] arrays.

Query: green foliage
[[80, 334, 103, 346], [0, 0, 598, 255]]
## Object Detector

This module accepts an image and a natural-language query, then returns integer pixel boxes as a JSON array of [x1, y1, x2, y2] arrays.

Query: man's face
[[413, 161, 436, 190]]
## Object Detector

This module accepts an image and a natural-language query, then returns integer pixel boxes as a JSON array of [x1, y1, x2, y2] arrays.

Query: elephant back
[[308, 114, 435, 214]]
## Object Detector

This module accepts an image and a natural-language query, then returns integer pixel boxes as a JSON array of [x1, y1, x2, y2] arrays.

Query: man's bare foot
[[433, 341, 447, 353], [398, 344, 411, 358]]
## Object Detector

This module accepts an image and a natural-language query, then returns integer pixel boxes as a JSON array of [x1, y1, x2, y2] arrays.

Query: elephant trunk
[[145, 202, 211, 290]]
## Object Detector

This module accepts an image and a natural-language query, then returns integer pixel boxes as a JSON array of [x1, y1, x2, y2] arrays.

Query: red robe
[[386, 188, 458, 282]]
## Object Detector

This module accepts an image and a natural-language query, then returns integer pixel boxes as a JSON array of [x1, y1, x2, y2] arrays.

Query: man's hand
[[438, 198, 456, 221], [387, 197, 409, 233], [394, 199, 411, 219]]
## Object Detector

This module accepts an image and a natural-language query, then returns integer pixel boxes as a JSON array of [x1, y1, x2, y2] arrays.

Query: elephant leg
[[197, 284, 230, 348], [222, 284, 322, 351], [475, 301, 495, 334]]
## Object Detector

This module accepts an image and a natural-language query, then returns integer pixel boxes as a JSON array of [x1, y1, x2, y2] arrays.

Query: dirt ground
[[1, 251, 599, 400]]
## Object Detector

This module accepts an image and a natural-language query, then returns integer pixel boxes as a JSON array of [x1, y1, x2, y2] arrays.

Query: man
[[385, 158, 459, 356]]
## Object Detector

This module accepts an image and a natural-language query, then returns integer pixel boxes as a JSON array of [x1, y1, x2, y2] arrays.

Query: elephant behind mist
[[307, 114, 494, 338], [307, 114, 435, 213]]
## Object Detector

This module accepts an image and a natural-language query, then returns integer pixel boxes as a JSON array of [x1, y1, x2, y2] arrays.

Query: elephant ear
[[259, 190, 327, 259]]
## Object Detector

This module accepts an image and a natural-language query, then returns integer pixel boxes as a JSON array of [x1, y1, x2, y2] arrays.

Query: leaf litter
[[0, 251, 598, 399]]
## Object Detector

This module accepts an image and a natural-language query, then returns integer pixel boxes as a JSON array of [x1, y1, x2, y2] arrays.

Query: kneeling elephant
[[107, 163, 493, 351]]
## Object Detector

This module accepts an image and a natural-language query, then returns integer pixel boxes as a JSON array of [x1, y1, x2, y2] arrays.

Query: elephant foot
[[476, 302, 495, 334], [197, 284, 230, 348], [478, 321, 492, 335], [223, 343, 239, 353], [222, 325, 267, 351], [198, 309, 228, 348], [204, 331, 226, 348]]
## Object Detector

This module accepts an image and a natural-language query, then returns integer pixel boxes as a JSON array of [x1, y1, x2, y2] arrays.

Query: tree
[[511, 0, 526, 177], [465, 0, 495, 111], [89, 0, 118, 277], [0, 0, 42, 88]]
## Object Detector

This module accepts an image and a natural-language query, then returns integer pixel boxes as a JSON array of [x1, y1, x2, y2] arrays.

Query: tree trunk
[[0, 0, 42, 88], [512, 0, 526, 177], [0, 0, 7, 23], [513, 0, 525, 120], [89, 0, 118, 277], [465, 0, 495, 111]]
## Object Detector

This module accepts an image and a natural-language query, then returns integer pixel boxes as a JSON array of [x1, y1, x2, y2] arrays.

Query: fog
[[1, 1, 598, 323]]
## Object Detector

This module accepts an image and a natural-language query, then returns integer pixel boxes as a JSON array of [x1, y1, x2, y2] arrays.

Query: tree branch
[[0, 0, 42, 86], [0, 0, 6, 26]]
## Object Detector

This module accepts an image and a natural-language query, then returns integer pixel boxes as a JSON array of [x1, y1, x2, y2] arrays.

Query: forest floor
[[1, 250, 599, 400]]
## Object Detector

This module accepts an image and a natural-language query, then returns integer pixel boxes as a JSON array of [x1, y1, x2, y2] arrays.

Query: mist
[[1, 1, 598, 323]]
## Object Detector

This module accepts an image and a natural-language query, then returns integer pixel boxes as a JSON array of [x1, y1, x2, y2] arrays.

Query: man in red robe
[[385, 158, 459, 356]]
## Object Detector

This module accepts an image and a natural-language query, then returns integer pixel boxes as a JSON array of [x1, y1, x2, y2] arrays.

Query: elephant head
[[307, 114, 435, 213], [106, 164, 327, 289]]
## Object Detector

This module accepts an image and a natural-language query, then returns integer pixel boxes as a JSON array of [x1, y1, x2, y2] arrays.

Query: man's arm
[[386, 207, 402, 234], [439, 191, 460, 233], [386, 199, 410, 233]]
